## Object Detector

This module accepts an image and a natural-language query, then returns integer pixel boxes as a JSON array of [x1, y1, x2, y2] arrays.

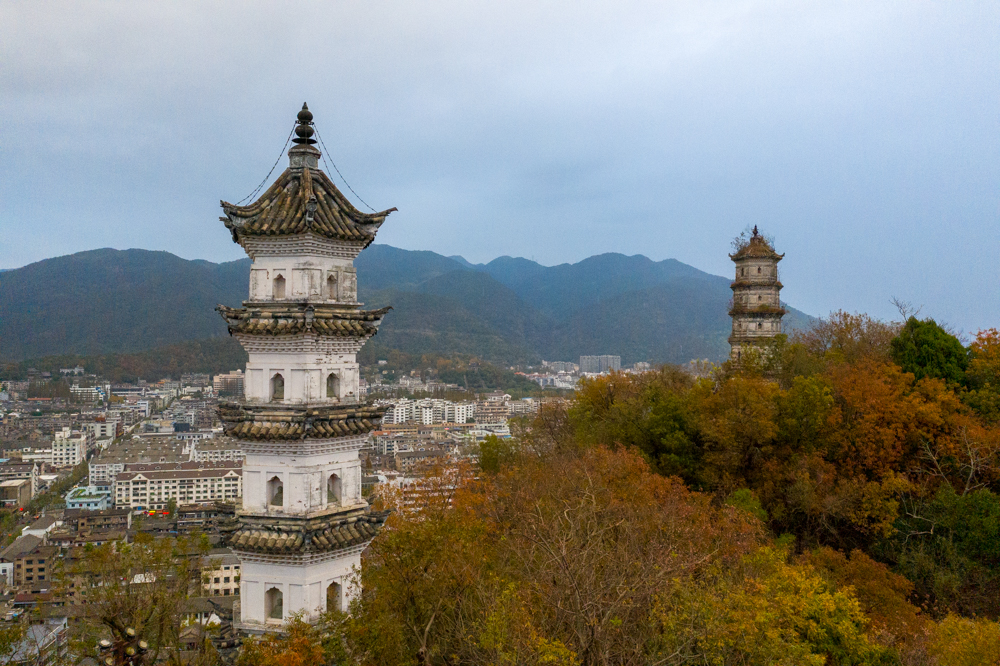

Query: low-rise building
[[7, 617, 67, 666], [114, 461, 243, 511], [0, 535, 42, 587], [394, 449, 448, 473], [63, 507, 132, 531], [202, 549, 242, 597], [0, 478, 31, 509], [65, 485, 111, 511], [13, 543, 58, 591], [22, 515, 61, 539]]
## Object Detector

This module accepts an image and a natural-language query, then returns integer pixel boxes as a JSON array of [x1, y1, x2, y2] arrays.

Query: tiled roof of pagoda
[[216, 304, 390, 338], [229, 510, 389, 555], [220, 104, 395, 246], [729, 227, 784, 261], [218, 402, 387, 440], [220, 166, 395, 245]]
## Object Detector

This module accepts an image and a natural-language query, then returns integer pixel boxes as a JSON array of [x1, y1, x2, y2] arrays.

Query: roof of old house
[[216, 304, 390, 338], [0, 534, 42, 561], [220, 104, 395, 247], [729, 226, 784, 261], [26, 515, 58, 531]]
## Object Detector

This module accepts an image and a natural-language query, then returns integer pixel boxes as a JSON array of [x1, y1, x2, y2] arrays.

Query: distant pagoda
[[217, 104, 396, 630], [728, 226, 785, 359]]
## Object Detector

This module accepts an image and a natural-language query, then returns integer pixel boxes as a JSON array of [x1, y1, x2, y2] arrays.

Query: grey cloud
[[1, 0, 997, 332]]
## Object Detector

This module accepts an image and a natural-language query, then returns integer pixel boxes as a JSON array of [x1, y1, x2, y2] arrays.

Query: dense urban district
[[3, 107, 1000, 666]]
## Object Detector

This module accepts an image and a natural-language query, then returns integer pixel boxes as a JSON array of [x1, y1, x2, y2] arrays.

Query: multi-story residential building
[[88, 418, 121, 441], [0, 535, 42, 587], [474, 399, 510, 425], [202, 550, 242, 597], [114, 461, 243, 511], [382, 399, 476, 426], [15, 447, 53, 466], [0, 478, 31, 508], [508, 398, 540, 417], [88, 438, 190, 487], [0, 461, 39, 498], [191, 438, 244, 463], [70, 386, 102, 402], [212, 370, 245, 398], [444, 402, 475, 424], [13, 544, 58, 590], [52, 427, 95, 467], [544, 361, 578, 374], [579, 355, 621, 373], [394, 449, 448, 473]]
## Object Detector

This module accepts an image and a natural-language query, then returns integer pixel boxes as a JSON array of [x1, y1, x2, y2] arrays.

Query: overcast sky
[[1, 1, 997, 333]]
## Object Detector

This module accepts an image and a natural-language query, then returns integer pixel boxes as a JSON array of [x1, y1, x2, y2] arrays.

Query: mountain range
[[0, 246, 813, 366]]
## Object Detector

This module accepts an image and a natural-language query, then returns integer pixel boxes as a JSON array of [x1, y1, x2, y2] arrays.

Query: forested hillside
[[1, 245, 812, 366], [235, 315, 1000, 666]]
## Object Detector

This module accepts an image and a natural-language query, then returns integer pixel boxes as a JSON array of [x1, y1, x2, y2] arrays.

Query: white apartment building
[[114, 461, 243, 511], [382, 399, 476, 425], [52, 427, 94, 467], [88, 419, 121, 441], [191, 439, 245, 463]]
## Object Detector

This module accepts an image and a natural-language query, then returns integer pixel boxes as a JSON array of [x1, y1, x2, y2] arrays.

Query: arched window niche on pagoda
[[327, 581, 342, 612], [268, 476, 284, 507], [273, 274, 286, 300], [327, 473, 342, 505], [271, 373, 284, 401], [327, 273, 338, 301], [326, 373, 340, 401], [265, 587, 283, 621]]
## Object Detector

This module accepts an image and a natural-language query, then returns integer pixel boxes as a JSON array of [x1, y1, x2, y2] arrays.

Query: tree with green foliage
[[890, 317, 968, 384]]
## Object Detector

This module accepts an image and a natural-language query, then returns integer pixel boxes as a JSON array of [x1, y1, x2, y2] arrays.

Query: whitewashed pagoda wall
[[240, 554, 359, 625], [242, 448, 363, 516]]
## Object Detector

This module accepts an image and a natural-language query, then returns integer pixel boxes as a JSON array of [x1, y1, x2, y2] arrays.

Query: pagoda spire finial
[[293, 102, 317, 145], [752, 225, 759, 238]]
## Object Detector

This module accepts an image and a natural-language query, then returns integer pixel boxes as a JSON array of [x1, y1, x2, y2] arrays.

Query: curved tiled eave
[[216, 304, 390, 338], [220, 167, 395, 245], [229, 512, 389, 554], [218, 402, 387, 441]]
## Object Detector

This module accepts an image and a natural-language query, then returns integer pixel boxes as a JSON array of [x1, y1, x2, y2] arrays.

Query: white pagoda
[[216, 104, 394, 630]]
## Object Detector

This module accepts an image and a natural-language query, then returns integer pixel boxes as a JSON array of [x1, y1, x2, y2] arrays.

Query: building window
[[326, 373, 340, 400], [327, 274, 338, 300], [266, 587, 283, 621], [271, 374, 284, 401], [273, 274, 286, 300], [268, 476, 283, 507], [327, 581, 342, 613], [328, 473, 342, 505]]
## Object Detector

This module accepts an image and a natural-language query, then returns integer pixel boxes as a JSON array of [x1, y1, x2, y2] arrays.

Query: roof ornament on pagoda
[[219, 103, 397, 248], [729, 225, 785, 261]]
